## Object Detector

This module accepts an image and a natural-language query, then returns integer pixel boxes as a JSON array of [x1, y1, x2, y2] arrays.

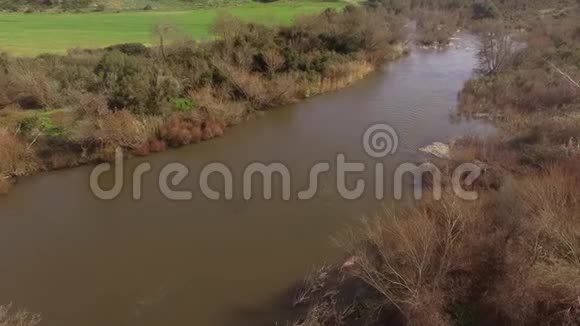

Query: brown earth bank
[[287, 3, 580, 326], [0, 6, 408, 194]]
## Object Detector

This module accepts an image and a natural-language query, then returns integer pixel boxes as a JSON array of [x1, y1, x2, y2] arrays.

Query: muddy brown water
[[0, 36, 493, 326]]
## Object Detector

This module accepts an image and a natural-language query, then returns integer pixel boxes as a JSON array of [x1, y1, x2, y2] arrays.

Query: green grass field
[[0, 1, 345, 56]]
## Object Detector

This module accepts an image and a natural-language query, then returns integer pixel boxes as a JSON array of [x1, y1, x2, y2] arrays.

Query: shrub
[[72, 110, 149, 149], [94, 51, 149, 110], [2, 60, 60, 110], [0, 128, 38, 177], [158, 113, 203, 147], [61, 0, 91, 11], [75, 92, 110, 117], [299, 160, 580, 325], [472, 0, 498, 19], [190, 87, 247, 126], [94, 51, 180, 114], [218, 62, 300, 108], [415, 10, 458, 46], [484, 163, 580, 325], [475, 22, 518, 75], [257, 49, 286, 75], [105, 43, 151, 57], [173, 98, 197, 112]]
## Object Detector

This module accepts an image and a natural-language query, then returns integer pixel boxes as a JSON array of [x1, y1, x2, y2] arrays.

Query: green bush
[[173, 98, 197, 112], [18, 115, 63, 137], [94, 51, 147, 111], [38, 115, 63, 136]]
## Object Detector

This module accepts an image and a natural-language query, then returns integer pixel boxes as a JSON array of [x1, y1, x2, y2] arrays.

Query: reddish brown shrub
[[149, 139, 167, 153], [132, 143, 151, 157], [201, 120, 225, 140], [159, 114, 203, 147]]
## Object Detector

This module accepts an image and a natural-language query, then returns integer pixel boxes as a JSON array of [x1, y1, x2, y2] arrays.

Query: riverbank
[[291, 7, 580, 326], [0, 6, 406, 195], [0, 30, 488, 325]]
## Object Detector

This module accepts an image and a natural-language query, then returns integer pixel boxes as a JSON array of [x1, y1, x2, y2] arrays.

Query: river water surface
[[0, 36, 491, 326]]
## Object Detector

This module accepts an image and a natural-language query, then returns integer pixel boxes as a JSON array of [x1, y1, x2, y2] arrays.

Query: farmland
[[0, 0, 346, 56]]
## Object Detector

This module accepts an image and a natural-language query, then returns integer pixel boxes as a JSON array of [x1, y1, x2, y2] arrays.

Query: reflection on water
[[0, 35, 493, 326]]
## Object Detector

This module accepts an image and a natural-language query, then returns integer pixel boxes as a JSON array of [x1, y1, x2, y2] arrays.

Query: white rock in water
[[419, 142, 451, 159]]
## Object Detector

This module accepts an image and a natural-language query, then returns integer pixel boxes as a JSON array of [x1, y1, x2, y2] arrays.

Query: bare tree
[[212, 12, 245, 42], [152, 23, 178, 60], [476, 23, 518, 76]]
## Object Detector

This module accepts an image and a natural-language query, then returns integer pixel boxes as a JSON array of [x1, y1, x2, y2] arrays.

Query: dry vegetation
[[0, 6, 405, 194], [0, 129, 37, 176], [0, 304, 40, 326], [293, 3, 580, 326], [414, 10, 463, 47], [295, 166, 580, 325]]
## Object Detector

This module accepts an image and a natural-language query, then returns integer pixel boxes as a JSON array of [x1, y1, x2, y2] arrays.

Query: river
[[0, 35, 492, 326]]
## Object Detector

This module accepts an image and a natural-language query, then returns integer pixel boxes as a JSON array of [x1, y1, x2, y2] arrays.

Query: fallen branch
[[546, 60, 580, 90], [26, 133, 41, 150]]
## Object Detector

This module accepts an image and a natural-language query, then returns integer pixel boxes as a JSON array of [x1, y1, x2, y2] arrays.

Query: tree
[[152, 23, 178, 60], [476, 23, 517, 75]]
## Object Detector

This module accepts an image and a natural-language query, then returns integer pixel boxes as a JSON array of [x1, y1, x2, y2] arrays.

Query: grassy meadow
[[0, 0, 346, 56]]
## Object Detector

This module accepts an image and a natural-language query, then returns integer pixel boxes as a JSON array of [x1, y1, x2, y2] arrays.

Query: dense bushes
[[296, 160, 580, 325], [0, 0, 91, 12], [0, 6, 405, 192], [94, 51, 181, 114], [292, 5, 580, 326], [0, 6, 403, 115], [460, 13, 580, 159], [415, 10, 461, 46]]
